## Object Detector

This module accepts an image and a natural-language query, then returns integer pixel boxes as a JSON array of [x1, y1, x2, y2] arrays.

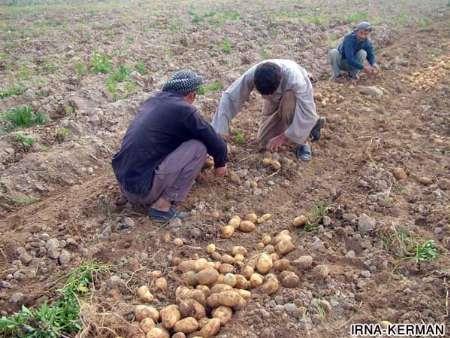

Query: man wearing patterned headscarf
[[112, 70, 228, 222]]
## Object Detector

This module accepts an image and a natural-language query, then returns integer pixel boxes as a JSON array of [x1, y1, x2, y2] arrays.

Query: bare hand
[[214, 166, 227, 177], [266, 133, 289, 152]]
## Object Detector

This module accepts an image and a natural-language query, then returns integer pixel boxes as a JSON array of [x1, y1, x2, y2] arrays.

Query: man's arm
[[211, 65, 256, 135], [183, 109, 228, 169], [364, 40, 376, 66]]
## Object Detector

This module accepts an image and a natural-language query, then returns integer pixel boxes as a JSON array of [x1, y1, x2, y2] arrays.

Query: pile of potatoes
[[221, 213, 272, 239]]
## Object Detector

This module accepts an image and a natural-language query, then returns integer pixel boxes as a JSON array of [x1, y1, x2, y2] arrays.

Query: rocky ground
[[0, 0, 449, 337]]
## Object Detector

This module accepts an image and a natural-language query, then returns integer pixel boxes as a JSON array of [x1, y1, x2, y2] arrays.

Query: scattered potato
[[139, 318, 155, 333], [256, 253, 273, 274], [206, 244, 216, 254], [221, 254, 235, 264], [172, 333, 186, 338], [160, 305, 181, 329], [234, 254, 245, 262], [231, 246, 248, 256], [244, 213, 258, 223], [265, 244, 275, 254], [256, 242, 265, 250], [171, 257, 182, 266], [211, 252, 222, 261], [181, 271, 198, 286], [155, 277, 167, 291], [241, 265, 254, 279], [176, 287, 206, 305], [151, 270, 162, 278], [174, 238, 184, 246], [262, 158, 272, 166], [137, 285, 154, 303], [178, 260, 197, 273], [212, 306, 233, 325], [257, 213, 272, 224], [223, 273, 237, 287], [135, 305, 159, 321], [260, 274, 279, 295], [178, 299, 206, 320], [228, 215, 241, 228], [198, 317, 210, 328], [273, 258, 291, 272], [250, 273, 264, 288], [199, 318, 221, 337], [211, 283, 233, 293], [312, 264, 329, 279], [270, 253, 279, 262], [174, 317, 199, 334], [280, 271, 300, 288], [221, 225, 234, 238], [273, 230, 292, 245], [234, 274, 250, 289], [292, 215, 307, 227], [206, 290, 245, 308], [146, 327, 169, 338], [262, 234, 272, 245], [276, 239, 295, 255], [196, 285, 210, 298], [239, 220, 256, 233], [163, 232, 172, 243], [217, 274, 225, 284], [237, 289, 251, 300], [293, 255, 313, 270], [219, 263, 234, 274], [197, 268, 219, 286], [194, 258, 209, 272]]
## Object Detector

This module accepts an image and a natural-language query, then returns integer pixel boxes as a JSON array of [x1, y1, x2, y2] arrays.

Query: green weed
[[0, 84, 25, 99], [74, 62, 88, 77], [197, 80, 223, 95], [8, 194, 39, 206], [18, 65, 32, 80], [55, 127, 70, 143], [1, 106, 48, 131], [105, 65, 134, 101], [13, 132, 35, 150], [346, 11, 368, 23], [259, 48, 270, 60], [0, 262, 108, 338], [135, 61, 147, 75], [233, 130, 246, 145], [188, 9, 240, 25], [90, 53, 112, 74], [304, 201, 329, 232], [220, 38, 232, 54], [108, 65, 131, 83], [413, 240, 438, 263]]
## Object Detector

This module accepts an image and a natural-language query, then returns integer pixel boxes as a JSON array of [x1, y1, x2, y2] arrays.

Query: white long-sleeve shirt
[[211, 59, 318, 145]]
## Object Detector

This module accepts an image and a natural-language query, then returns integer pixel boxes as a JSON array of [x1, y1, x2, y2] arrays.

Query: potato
[[234, 254, 245, 262], [194, 258, 210, 272], [135, 305, 159, 321], [221, 254, 235, 264], [270, 253, 279, 262], [198, 317, 210, 328], [151, 270, 162, 278], [196, 268, 219, 286], [163, 232, 171, 243], [239, 220, 256, 233], [176, 287, 206, 305], [250, 273, 264, 288], [178, 260, 197, 273], [265, 244, 275, 254], [223, 273, 237, 287], [210, 252, 222, 261], [206, 290, 245, 308], [228, 215, 241, 228], [256, 242, 265, 250], [172, 333, 186, 338], [234, 274, 250, 289], [237, 289, 251, 300], [221, 225, 234, 238], [273, 258, 291, 272], [217, 274, 225, 284], [212, 261, 221, 270], [178, 299, 206, 320], [146, 327, 169, 338], [181, 271, 198, 286], [137, 286, 154, 303], [174, 317, 199, 334], [293, 255, 313, 270], [312, 264, 329, 279], [199, 318, 221, 337], [160, 305, 181, 329], [155, 277, 167, 291], [231, 246, 248, 256], [276, 239, 295, 255], [241, 265, 254, 279], [196, 285, 210, 298], [171, 257, 182, 266], [211, 284, 233, 293], [212, 306, 233, 325], [292, 215, 307, 227], [260, 274, 279, 295], [262, 234, 272, 245], [218, 263, 234, 274], [174, 238, 184, 246], [273, 230, 292, 244], [280, 271, 300, 288], [270, 160, 281, 170], [139, 318, 155, 333], [246, 256, 258, 269], [206, 244, 216, 254], [244, 213, 258, 223], [262, 157, 272, 165], [257, 213, 272, 224], [256, 253, 273, 274]]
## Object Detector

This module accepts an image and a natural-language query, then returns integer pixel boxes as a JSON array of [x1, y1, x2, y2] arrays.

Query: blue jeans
[[328, 49, 367, 78]]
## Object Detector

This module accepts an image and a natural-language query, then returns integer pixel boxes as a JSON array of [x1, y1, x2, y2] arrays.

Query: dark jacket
[[112, 91, 227, 195], [338, 31, 376, 70]]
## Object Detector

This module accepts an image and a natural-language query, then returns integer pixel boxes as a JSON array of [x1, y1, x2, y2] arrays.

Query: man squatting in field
[[112, 70, 228, 222], [212, 59, 325, 161], [328, 21, 379, 81]]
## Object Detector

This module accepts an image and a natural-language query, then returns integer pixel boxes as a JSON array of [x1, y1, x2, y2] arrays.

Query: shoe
[[295, 144, 312, 161], [310, 117, 326, 142], [149, 207, 184, 223]]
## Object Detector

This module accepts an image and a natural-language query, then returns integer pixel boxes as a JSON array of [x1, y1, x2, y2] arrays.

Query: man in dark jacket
[[112, 70, 227, 222], [328, 21, 379, 81]]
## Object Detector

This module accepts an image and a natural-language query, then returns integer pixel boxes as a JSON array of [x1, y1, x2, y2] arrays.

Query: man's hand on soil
[[267, 133, 289, 152], [214, 166, 227, 177]]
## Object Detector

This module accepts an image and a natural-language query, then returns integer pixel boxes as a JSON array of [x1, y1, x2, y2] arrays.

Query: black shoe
[[310, 117, 325, 142]]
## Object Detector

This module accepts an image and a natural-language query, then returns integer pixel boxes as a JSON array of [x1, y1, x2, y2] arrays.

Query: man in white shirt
[[211, 59, 324, 160]]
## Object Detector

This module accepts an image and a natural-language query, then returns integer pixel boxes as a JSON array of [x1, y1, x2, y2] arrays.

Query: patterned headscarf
[[162, 70, 203, 95]]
